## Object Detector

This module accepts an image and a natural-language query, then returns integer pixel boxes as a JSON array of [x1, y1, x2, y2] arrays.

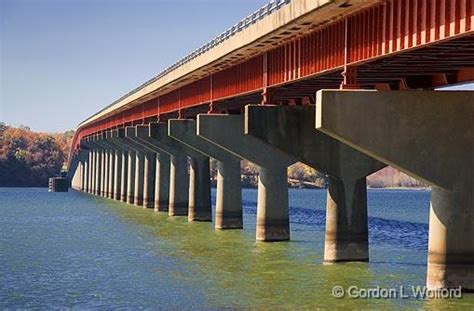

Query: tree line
[[0, 123, 73, 187], [0, 122, 424, 188]]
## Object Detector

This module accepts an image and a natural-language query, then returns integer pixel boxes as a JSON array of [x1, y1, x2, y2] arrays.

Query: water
[[1, 188, 472, 309]]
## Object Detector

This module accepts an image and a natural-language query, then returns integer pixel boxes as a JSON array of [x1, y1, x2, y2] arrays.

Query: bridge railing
[[85, 0, 291, 124]]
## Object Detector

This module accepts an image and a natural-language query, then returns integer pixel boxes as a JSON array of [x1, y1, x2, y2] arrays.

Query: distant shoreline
[[368, 186, 430, 191]]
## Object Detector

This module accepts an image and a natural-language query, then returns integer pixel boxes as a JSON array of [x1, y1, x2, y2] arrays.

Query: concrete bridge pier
[[83, 155, 89, 193], [169, 119, 243, 229], [169, 152, 190, 216], [95, 133, 117, 199], [105, 131, 123, 201], [87, 149, 94, 194], [107, 149, 115, 199], [99, 144, 108, 197], [316, 90, 474, 291], [126, 126, 156, 208], [245, 105, 385, 262], [134, 124, 183, 214], [83, 137, 98, 195], [123, 127, 158, 209], [113, 128, 141, 205], [102, 149, 109, 197], [110, 129, 130, 203], [134, 151, 145, 206], [156, 123, 212, 221], [154, 153, 170, 212], [136, 123, 211, 220], [143, 152, 156, 208], [197, 114, 296, 241], [121, 127, 147, 207], [127, 150, 137, 204], [92, 136, 103, 196]]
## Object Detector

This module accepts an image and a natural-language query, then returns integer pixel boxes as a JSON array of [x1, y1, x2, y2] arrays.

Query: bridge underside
[[166, 34, 474, 118], [69, 0, 474, 294]]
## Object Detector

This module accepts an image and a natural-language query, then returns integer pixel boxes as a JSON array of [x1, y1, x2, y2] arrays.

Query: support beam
[[245, 105, 385, 262], [169, 119, 243, 229], [316, 90, 474, 291], [197, 114, 296, 241]]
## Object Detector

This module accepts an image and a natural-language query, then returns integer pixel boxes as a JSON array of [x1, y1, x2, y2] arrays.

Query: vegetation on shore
[[0, 123, 73, 187], [1, 123, 426, 189]]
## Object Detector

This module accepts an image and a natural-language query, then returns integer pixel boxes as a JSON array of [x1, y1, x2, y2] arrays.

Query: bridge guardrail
[[86, 0, 291, 122]]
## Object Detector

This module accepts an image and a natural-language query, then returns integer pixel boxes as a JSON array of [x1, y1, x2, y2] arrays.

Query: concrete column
[[80, 162, 85, 190], [104, 150, 109, 197], [134, 151, 145, 206], [113, 149, 122, 201], [257, 165, 290, 240], [79, 160, 85, 191], [428, 186, 472, 291], [127, 150, 136, 204], [103, 147, 111, 198], [325, 176, 369, 262], [215, 160, 242, 229], [120, 149, 128, 202], [188, 156, 212, 221], [90, 150, 96, 194], [169, 119, 242, 229], [245, 104, 384, 261], [87, 151, 93, 193], [143, 152, 156, 208], [108, 149, 115, 198], [316, 90, 474, 290], [154, 153, 170, 212], [102, 149, 108, 197], [169, 153, 189, 216], [96, 149, 102, 196], [197, 114, 295, 241], [83, 158, 89, 192]]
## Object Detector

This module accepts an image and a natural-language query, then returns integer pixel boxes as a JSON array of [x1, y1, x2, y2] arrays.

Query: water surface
[[1, 188, 472, 309]]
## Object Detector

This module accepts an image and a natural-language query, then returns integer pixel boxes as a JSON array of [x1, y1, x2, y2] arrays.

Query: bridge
[[67, 0, 474, 291]]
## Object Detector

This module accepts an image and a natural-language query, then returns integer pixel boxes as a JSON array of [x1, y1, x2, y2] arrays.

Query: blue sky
[[1, 0, 472, 133], [1, 0, 268, 132]]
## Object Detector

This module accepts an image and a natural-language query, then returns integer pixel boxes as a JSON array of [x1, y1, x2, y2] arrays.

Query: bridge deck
[[70, 0, 474, 157]]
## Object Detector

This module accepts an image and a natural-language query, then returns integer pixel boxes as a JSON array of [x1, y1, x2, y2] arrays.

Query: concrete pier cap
[[197, 113, 296, 241], [168, 119, 243, 229], [315, 89, 474, 291]]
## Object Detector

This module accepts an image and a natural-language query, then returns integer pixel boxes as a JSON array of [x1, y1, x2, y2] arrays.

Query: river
[[1, 188, 472, 309]]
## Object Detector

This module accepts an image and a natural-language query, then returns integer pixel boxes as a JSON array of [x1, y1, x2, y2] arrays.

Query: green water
[[1, 188, 472, 309]]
